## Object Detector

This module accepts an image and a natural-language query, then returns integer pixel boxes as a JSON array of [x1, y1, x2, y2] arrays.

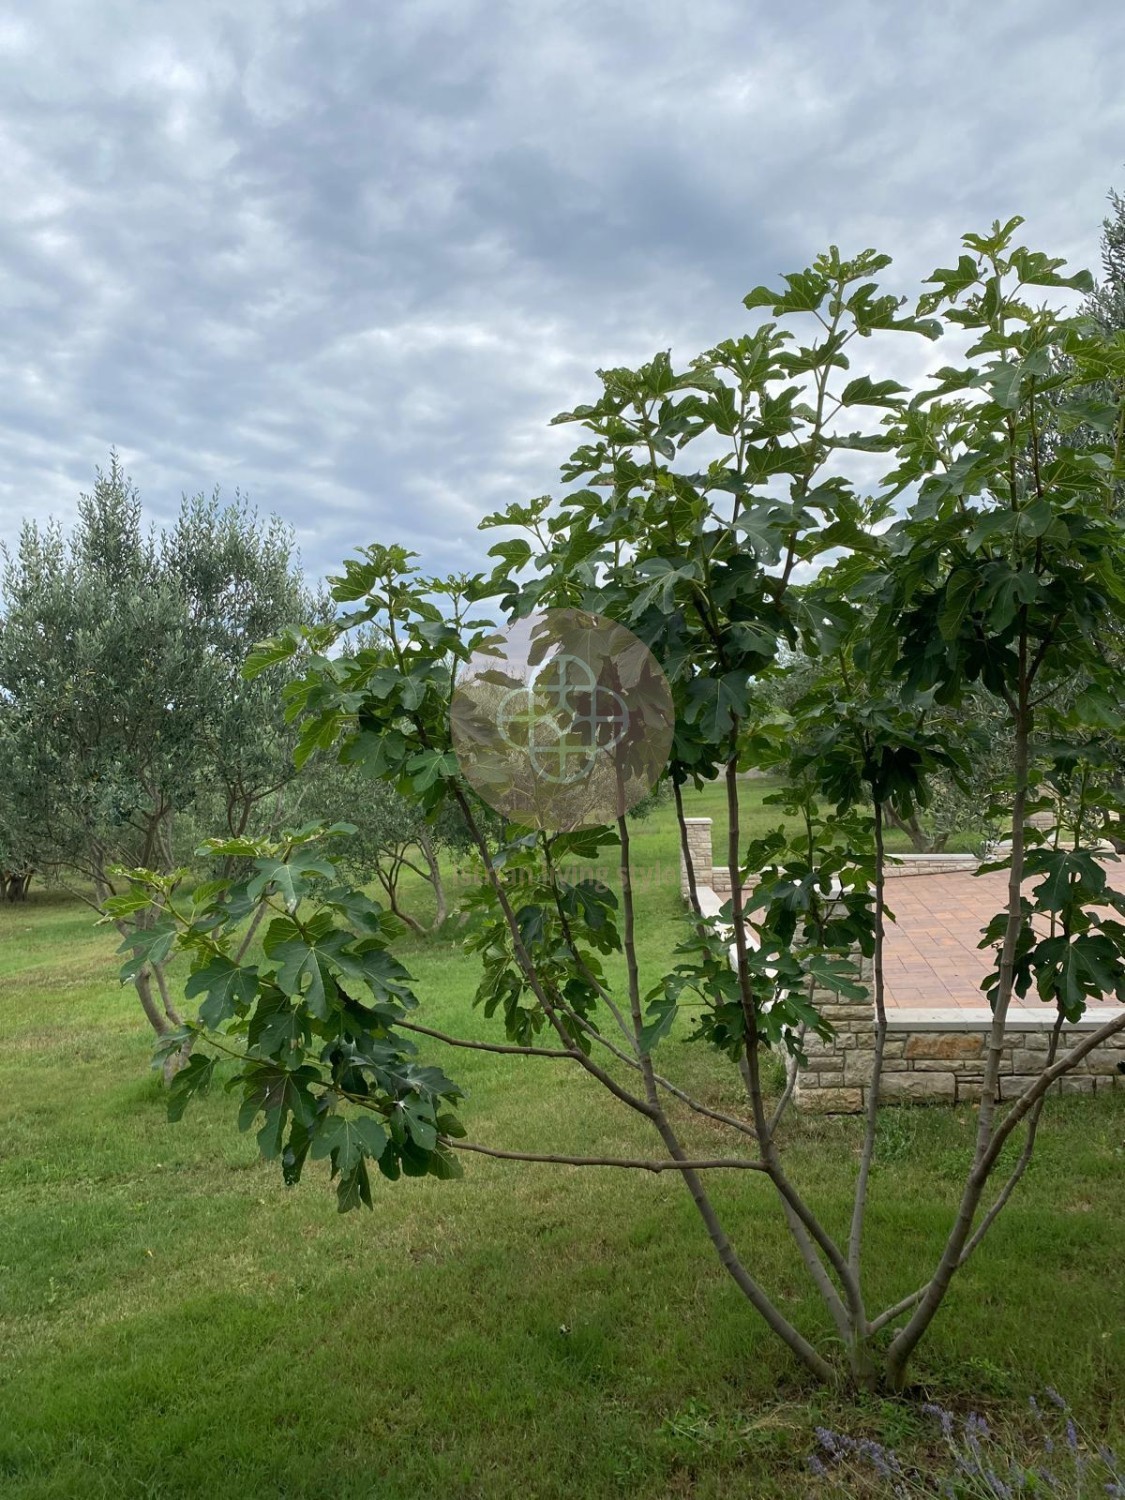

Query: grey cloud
[[0, 0, 1122, 583]]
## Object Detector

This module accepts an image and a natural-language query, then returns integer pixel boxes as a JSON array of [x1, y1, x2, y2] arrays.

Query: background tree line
[[0, 457, 470, 1056]]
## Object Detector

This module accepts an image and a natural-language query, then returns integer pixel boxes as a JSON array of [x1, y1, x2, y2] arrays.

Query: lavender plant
[[808, 1390, 1123, 1497]]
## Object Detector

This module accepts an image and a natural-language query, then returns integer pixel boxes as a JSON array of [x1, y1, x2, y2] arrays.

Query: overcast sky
[[1, 0, 1121, 584]]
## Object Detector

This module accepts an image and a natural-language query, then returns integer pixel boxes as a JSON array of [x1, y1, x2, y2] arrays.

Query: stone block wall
[[795, 962, 1125, 1113], [680, 819, 716, 898]]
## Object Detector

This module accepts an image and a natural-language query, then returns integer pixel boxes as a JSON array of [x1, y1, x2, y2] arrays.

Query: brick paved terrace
[[880, 865, 1123, 1015], [679, 818, 1125, 1108], [680, 817, 1122, 1017]]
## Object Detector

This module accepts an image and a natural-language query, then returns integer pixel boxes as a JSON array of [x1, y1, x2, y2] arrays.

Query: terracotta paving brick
[[883, 866, 1123, 1011], [703, 863, 1123, 1022]]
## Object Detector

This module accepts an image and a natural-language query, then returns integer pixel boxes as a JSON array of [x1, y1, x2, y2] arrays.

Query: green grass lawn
[[0, 788, 1121, 1498]]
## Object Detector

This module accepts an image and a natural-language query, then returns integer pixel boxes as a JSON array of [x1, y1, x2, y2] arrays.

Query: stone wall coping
[[884, 853, 978, 863], [885, 1006, 1125, 1031]]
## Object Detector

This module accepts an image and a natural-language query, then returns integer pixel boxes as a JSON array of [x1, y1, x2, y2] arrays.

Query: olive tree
[[0, 455, 327, 1056], [121, 222, 1125, 1390], [304, 756, 475, 934]]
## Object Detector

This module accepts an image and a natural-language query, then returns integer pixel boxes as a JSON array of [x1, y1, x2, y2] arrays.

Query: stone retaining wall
[[796, 960, 1125, 1112]]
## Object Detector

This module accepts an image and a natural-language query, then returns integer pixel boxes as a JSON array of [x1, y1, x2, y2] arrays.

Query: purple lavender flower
[[924, 1402, 956, 1440], [856, 1437, 901, 1480], [966, 1428, 985, 1468], [808, 1387, 1114, 1498], [815, 1427, 844, 1459]]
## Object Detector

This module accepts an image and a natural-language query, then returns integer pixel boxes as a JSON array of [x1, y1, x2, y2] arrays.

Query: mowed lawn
[[0, 784, 1122, 1498]]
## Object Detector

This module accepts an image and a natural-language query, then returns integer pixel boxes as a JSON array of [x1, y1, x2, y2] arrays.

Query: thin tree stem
[[449, 786, 656, 1118], [446, 1140, 768, 1173], [886, 635, 1033, 1386], [848, 799, 888, 1275], [397, 1020, 572, 1059], [674, 778, 704, 921], [234, 901, 269, 964], [724, 756, 867, 1356]]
